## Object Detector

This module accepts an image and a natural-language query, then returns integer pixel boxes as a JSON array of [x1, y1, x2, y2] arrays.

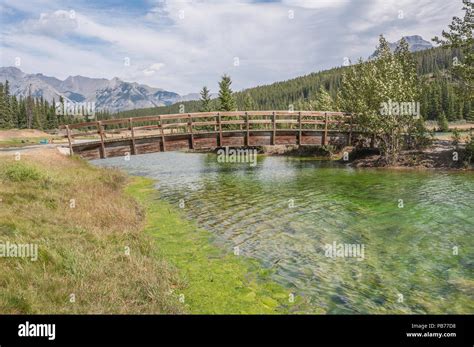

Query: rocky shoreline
[[259, 142, 473, 170]]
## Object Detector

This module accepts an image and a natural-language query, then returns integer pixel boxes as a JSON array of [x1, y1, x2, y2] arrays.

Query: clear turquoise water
[[93, 152, 474, 313]]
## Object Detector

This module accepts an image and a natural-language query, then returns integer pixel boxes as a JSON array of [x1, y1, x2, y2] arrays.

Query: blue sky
[[0, 0, 464, 94]]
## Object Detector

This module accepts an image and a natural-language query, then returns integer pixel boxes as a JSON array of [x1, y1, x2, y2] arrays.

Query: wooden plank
[[97, 121, 106, 158], [248, 119, 272, 124], [217, 112, 222, 146], [188, 114, 194, 149], [298, 111, 302, 145], [192, 121, 218, 127], [301, 120, 326, 125], [272, 111, 276, 145], [132, 125, 161, 131], [245, 112, 249, 146], [220, 120, 246, 125], [129, 118, 137, 155], [65, 125, 73, 155], [159, 116, 166, 152], [161, 122, 189, 128], [126, 115, 161, 123], [275, 119, 298, 124], [323, 113, 328, 146]]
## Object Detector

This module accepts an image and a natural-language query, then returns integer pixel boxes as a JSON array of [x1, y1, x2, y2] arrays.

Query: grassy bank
[[0, 149, 183, 313], [0, 149, 298, 314]]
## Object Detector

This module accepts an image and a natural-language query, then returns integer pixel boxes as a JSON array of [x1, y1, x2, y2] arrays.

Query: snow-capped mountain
[[369, 35, 433, 59], [0, 67, 200, 112]]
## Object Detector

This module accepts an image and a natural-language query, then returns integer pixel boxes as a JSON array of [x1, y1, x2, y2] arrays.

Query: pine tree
[[18, 98, 27, 129], [437, 112, 449, 131], [433, 0, 473, 100], [312, 86, 335, 111], [0, 81, 14, 128], [199, 86, 212, 112], [243, 93, 256, 111], [10, 95, 19, 128], [218, 74, 236, 111]]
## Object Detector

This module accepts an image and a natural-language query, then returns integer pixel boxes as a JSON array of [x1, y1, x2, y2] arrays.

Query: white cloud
[[0, 0, 466, 94], [143, 63, 165, 76], [282, 0, 349, 9]]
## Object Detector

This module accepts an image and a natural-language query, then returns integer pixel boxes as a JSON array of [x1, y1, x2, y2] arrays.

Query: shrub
[[2, 162, 43, 182], [464, 137, 474, 165], [451, 129, 461, 148], [437, 113, 449, 132]]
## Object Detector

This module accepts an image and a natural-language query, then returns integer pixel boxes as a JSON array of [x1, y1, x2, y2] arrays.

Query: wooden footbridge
[[61, 111, 357, 160]]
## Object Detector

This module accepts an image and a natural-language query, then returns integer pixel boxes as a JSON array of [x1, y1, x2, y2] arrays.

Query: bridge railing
[[60, 111, 354, 153]]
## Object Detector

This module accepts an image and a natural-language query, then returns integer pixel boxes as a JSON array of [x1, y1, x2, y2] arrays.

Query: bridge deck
[[61, 111, 357, 160]]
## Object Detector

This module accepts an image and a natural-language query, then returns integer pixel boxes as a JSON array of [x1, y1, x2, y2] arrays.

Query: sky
[[0, 0, 465, 95]]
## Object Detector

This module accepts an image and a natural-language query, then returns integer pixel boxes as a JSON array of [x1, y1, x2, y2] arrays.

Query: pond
[[93, 152, 474, 314]]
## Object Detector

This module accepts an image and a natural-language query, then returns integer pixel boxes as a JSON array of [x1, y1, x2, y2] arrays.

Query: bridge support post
[[298, 111, 302, 145], [322, 112, 328, 146], [245, 112, 249, 146], [217, 112, 222, 147], [272, 111, 276, 145], [97, 121, 106, 159], [188, 114, 194, 149], [65, 125, 73, 156], [129, 118, 137, 155], [159, 115, 166, 152]]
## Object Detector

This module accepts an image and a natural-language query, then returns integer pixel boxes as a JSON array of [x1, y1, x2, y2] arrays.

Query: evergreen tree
[[218, 74, 236, 111], [199, 86, 212, 112], [312, 86, 335, 111], [0, 82, 14, 128], [243, 93, 256, 111], [437, 112, 449, 131], [433, 0, 473, 100]]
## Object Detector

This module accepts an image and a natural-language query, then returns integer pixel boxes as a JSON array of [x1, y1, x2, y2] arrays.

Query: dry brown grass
[[0, 129, 51, 141], [0, 149, 185, 313]]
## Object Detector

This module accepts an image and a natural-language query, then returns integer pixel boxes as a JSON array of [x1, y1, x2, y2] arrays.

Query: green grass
[[0, 138, 37, 148], [0, 151, 184, 314], [2, 162, 45, 181], [0, 136, 66, 148], [126, 177, 307, 314]]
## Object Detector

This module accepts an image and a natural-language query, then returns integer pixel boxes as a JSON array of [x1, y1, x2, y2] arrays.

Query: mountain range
[[0, 67, 211, 113]]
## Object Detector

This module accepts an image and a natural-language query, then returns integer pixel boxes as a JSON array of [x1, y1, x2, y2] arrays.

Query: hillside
[[115, 45, 472, 122]]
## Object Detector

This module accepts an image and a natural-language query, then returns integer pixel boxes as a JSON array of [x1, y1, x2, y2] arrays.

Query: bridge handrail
[[59, 111, 351, 130]]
